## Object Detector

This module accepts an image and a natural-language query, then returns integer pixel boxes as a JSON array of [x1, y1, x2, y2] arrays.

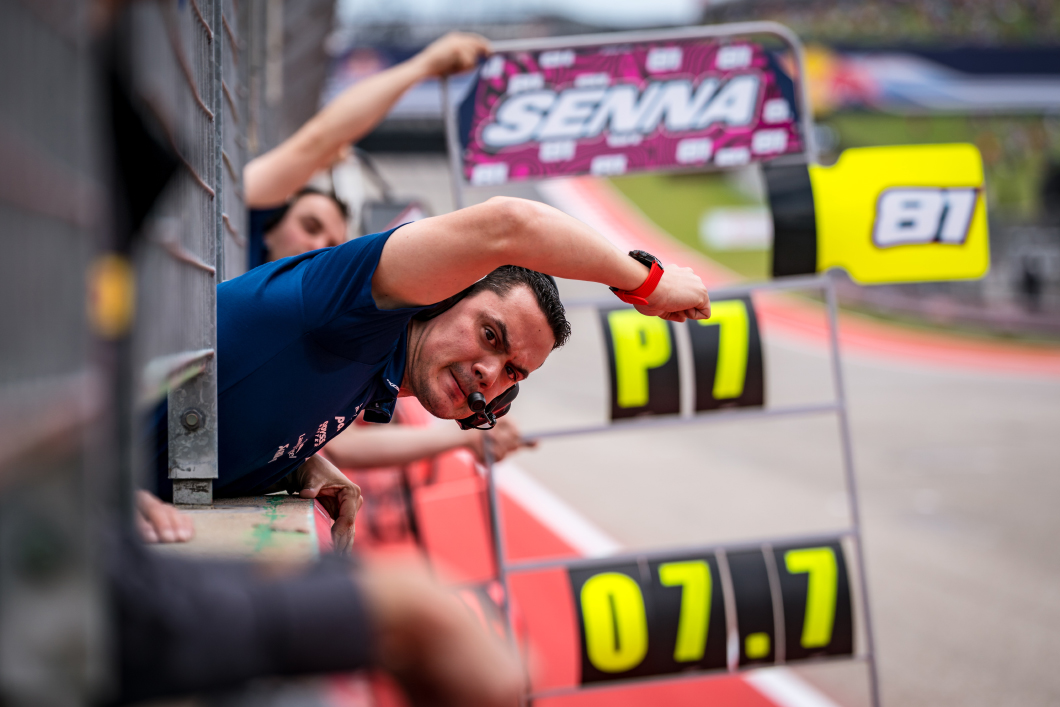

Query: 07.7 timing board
[[567, 536, 854, 685]]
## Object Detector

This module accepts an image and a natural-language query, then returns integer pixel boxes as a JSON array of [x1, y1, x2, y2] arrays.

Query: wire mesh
[[124, 0, 254, 503], [0, 0, 108, 704]]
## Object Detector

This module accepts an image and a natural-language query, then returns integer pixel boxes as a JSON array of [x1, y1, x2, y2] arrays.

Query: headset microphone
[[458, 384, 519, 430]]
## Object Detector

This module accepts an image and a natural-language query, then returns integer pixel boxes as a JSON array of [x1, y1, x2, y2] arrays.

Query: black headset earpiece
[[457, 384, 519, 430]]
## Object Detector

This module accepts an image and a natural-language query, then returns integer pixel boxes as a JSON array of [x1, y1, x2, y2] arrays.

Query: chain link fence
[[124, 0, 252, 504], [0, 0, 273, 701]]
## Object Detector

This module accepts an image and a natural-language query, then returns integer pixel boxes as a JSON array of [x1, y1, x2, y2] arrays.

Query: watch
[[610, 250, 664, 306]]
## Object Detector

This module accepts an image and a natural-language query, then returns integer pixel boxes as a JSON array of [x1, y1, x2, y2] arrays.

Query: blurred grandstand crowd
[[703, 0, 1060, 44]]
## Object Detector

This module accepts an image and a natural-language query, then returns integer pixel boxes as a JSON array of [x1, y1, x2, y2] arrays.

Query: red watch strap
[[610, 260, 664, 306]]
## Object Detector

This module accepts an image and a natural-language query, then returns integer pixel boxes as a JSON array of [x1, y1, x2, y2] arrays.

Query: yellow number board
[[567, 539, 854, 684], [768, 143, 990, 284]]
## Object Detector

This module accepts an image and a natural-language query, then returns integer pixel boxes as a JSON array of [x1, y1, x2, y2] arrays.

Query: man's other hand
[[413, 32, 491, 78], [466, 417, 536, 464], [635, 264, 712, 322], [136, 490, 194, 544], [296, 454, 363, 554], [360, 562, 523, 707]]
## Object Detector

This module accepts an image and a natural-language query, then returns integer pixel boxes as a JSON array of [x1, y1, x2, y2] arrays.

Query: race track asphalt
[[368, 153, 1060, 707]]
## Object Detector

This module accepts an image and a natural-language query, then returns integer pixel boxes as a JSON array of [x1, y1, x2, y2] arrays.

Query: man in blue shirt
[[160, 196, 712, 551]]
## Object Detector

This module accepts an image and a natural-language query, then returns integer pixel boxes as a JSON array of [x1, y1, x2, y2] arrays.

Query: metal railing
[[126, 0, 254, 504]]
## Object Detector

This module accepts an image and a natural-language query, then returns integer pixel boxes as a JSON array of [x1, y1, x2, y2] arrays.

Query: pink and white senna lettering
[[462, 40, 803, 183]]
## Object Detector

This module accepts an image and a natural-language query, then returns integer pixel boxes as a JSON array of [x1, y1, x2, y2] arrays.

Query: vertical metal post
[[483, 444, 531, 706], [824, 270, 882, 707], [786, 33, 818, 164], [170, 0, 221, 505], [482, 442, 518, 645], [441, 77, 467, 211], [212, 0, 225, 285]]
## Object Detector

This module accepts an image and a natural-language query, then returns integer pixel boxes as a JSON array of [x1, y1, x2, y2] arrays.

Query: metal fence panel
[[126, 0, 254, 504], [0, 0, 108, 703]]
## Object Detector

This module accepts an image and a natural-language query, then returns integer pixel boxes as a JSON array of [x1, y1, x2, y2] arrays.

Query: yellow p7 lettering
[[784, 548, 838, 648], [697, 299, 749, 399], [608, 309, 672, 408], [658, 560, 711, 662]]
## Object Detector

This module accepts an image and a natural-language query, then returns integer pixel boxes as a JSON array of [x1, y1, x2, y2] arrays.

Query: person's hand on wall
[[136, 490, 195, 544], [411, 32, 492, 78], [465, 417, 536, 464], [360, 562, 524, 707], [296, 454, 363, 553]]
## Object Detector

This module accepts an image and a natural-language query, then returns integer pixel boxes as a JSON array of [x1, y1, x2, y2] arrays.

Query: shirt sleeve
[[299, 228, 425, 363]]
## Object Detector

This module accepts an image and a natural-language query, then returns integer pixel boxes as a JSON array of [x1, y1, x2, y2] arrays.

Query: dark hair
[[261, 187, 350, 234], [415, 266, 570, 349]]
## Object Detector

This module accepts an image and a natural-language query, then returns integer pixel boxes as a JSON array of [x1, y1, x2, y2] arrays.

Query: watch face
[[630, 250, 660, 268]]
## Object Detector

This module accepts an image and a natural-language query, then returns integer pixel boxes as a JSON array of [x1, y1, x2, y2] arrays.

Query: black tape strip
[[727, 549, 777, 667], [764, 162, 818, 278]]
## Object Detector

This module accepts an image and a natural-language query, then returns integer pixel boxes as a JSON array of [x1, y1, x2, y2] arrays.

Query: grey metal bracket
[[168, 358, 218, 505]]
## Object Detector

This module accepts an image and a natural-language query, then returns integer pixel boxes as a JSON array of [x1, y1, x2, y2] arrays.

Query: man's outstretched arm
[[325, 416, 529, 468], [244, 33, 490, 207], [372, 197, 711, 321]]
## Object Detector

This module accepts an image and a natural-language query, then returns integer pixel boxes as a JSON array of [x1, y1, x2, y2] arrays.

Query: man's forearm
[[244, 60, 427, 207], [489, 198, 650, 289], [324, 424, 469, 469], [374, 197, 649, 308]]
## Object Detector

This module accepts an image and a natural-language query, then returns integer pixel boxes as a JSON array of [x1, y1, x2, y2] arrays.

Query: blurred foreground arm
[[360, 563, 523, 706], [325, 416, 532, 468], [244, 33, 490, 207], [110, 535, 522, 705]]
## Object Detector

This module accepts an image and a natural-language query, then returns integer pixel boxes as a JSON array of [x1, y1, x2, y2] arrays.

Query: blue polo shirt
[[246, 206, 280, 270], [154, 226, 424, 498]]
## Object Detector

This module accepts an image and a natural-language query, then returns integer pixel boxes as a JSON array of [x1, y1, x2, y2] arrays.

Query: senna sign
[[458, 38, 805, 185]]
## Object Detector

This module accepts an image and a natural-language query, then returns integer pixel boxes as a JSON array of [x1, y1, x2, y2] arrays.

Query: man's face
[[264, 193, 347, 260], [406, 286, 555, 420]]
